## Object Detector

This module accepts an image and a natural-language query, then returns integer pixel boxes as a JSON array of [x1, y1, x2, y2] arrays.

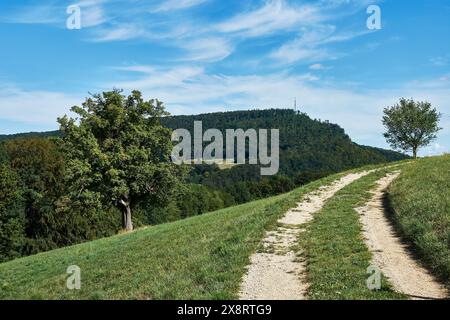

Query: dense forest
[[162, 109, 406, 202], [0, 106, 407, 262]]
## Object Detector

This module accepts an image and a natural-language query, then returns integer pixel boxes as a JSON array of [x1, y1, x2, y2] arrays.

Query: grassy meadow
[[1, 157, 446, 300], [0, 172, 345, 300]]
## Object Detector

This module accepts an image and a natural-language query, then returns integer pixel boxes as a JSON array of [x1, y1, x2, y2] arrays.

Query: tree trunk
[[413, 146, 418, 159], [120, 200, 133, 231]]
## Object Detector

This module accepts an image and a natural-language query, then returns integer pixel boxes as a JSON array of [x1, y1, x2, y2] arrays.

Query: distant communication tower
[[294, 97, 297, 111]]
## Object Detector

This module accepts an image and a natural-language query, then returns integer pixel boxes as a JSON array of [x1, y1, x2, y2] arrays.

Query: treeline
[[0, 138, 122, 262], [187, 163, 330, 204]]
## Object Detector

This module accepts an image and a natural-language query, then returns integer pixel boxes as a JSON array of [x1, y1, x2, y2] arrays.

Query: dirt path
[[357, 172, 448, 300], [239, 171, 371, 300]]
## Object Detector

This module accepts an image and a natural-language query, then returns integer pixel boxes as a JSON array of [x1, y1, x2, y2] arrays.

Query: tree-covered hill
[[1, 109, 408, 194], [161, 109, 407, 190], [162, 109, 406, 174]]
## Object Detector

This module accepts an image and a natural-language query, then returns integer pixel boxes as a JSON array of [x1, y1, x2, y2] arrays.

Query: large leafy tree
[[58, 90, 181, 231], [382, 98, 441, 158]]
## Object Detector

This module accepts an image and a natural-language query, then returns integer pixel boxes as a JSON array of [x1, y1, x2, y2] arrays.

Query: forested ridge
[[162, 109, 406, 201], [162, 109, 405, 173]]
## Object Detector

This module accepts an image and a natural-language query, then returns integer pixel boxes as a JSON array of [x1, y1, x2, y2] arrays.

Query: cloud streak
[[151, 0, 209, 12], [216, 0, 322, 37], [0, 86, 80, 126]]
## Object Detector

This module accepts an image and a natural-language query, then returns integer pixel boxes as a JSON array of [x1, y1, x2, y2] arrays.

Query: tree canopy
[[0, 163, 24, 262], [382, 98, 441, 158], [58, 90, 183, 231]]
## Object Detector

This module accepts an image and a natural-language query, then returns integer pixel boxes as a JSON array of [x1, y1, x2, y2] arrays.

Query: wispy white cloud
[[309, 63, 328, 70], [0, 86, 80, 126], [213, 0, 374, 64], [271, 25, 336, 63], [271, 26, 371, 64], [151, 0, 209, 13], [92, 23, 149, 41], [407, 76, 450, 89], [423, 143, 446, 156], [216, 0, 322, 37], [2, 0, 109, 28], [179, 37, 233, 62], [77, 0, 108, 28], [430, 55, 450, 66], [2, 4, 61, 24]]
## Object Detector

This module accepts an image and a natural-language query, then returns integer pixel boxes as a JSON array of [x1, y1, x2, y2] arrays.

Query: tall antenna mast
[[294, 97, 297, 111]]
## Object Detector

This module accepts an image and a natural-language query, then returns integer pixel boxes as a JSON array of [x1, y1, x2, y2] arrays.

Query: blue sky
[[0, 0, 449, 156]]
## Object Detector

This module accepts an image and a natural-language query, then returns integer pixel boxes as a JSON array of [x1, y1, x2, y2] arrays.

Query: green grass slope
[[387, 154, 450, 285], [0, 172, 346, 300], [2, 160, 428, 300]]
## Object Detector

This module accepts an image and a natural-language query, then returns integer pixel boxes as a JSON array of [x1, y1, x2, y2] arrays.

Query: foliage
[[0, 143, 8, 164], [0, 164, 25, 262], [177, 184, 232, 218], [5, 137, 66, 254], [140, 184, 235, 224], [1, 137, 123, 261], [58, 90, 183, 231], [382, 99, 441, 158]]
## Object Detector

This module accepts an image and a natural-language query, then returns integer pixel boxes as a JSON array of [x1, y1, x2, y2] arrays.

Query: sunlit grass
[[387, 155, 450, 286], [299, 169, 406, 300], [0, 172, 342, 300]]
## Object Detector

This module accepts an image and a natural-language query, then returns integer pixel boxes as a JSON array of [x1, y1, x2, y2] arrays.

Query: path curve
[[239, 171, 371, 300], [357, 172, 448, 300]]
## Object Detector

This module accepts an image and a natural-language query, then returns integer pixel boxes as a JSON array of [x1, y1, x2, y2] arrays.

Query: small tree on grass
[[382, 98, 441, 158], [58, 90, 182, 231]]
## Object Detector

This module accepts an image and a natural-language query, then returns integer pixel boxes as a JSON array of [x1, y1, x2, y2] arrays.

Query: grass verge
[[298, 169, 406, 300], [387, 155, 450, 286]]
